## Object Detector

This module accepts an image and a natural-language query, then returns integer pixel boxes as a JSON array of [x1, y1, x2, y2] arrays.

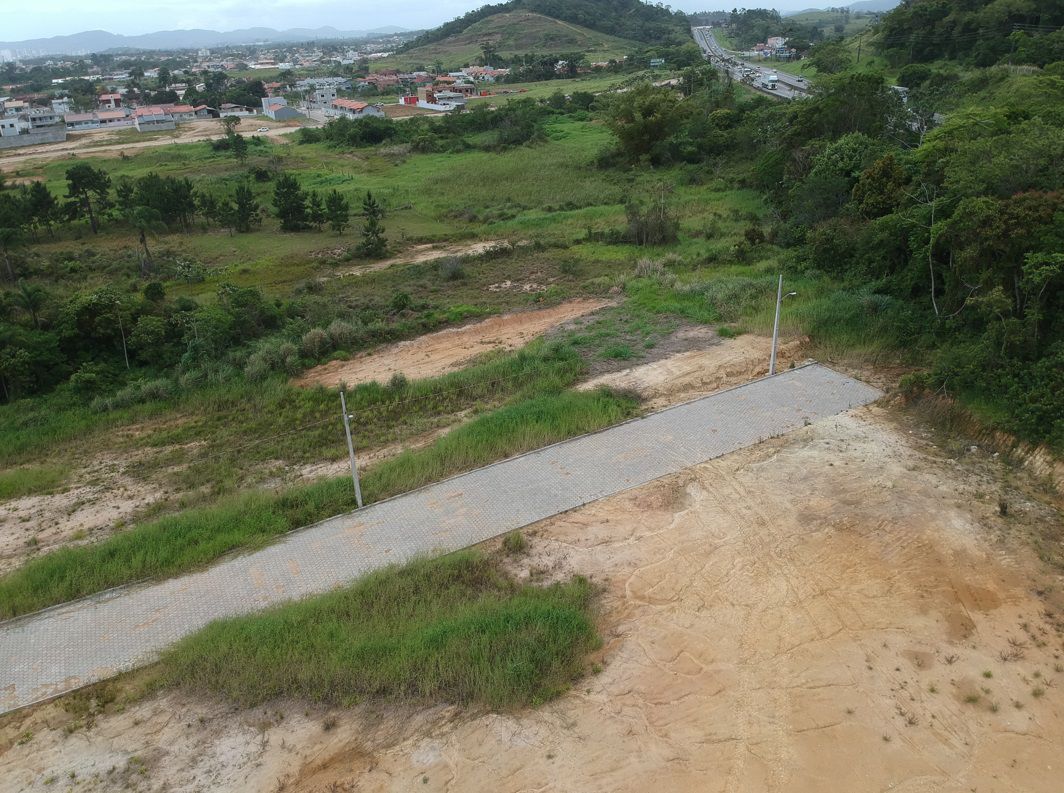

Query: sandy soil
[[580, 330, 807, 409], [2, 406, 1062, 793], [337, 240, 519, 277], [296, 299, 613, 389], [0, 120, 304, 172], [0, 455, 159, 576]]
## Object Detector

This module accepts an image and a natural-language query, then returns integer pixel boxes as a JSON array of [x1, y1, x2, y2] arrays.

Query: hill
[[400, 0, 689, 54], [0, 26, 410, 57], [384, 12, 639, 70]]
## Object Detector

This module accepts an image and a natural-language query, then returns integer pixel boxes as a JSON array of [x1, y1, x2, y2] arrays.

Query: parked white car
[[257, 127, 270, 132]]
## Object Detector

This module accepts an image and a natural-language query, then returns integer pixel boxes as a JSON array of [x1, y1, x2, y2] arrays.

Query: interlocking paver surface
[[0, 364, 880, 713]]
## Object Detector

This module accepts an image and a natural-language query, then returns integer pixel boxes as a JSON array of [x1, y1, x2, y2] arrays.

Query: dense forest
[[876, 0, 1064, 65], [595, 20, 1063, 445]]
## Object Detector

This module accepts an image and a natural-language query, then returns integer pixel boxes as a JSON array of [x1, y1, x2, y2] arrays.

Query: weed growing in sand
[[502, 531, 529, 556], [159, 551, 600, 709]]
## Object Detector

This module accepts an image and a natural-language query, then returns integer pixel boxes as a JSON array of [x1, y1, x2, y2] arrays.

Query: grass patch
[[0, 465, 69, 502], [157, 550, 599, 709], [0, 388, 637, 618], [502, 530, 528, 555]]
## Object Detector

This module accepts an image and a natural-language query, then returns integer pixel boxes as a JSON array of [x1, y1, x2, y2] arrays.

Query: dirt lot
[[2, 402, 1062, 792], [337, 240, 519, 277], [296, 299, 613, 389], [0, 119, 303, 172], [579, 329, 807, 409]]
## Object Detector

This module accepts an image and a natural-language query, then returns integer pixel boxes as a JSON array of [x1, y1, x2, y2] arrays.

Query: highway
[[691, 26, 810, 101]]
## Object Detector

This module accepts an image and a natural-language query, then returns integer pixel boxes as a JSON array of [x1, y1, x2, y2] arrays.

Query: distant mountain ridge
[[0, 26, 411, 57], [785, 0, 900, 15]]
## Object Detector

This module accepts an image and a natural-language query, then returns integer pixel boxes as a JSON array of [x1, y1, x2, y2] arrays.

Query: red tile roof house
[[98, 92, 123, 109], [326, 98, 385, 119]]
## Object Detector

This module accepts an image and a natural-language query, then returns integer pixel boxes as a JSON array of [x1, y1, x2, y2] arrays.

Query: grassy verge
[[0, 388, 637, 619], [157, 550, 599, 709], [0, 464, 69, 502]]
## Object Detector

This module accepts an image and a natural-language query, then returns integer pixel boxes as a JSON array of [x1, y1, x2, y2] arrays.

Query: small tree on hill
[[65, 164, 111, 234], [233, 183, 259, 233], [273, 173, 307, 231], [325, 190, 350, 234], [356, 191, 386, 257], [307, 191, 326, 231]]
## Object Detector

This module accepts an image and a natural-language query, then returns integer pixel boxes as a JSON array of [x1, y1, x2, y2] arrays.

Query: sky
[[5, 0, 825, 41]]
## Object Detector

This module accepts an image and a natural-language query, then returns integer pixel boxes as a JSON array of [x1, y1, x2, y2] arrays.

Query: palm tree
[[14, 280, 48, 329], [0, 227, 22, 282], [126, 207, 166, 277]]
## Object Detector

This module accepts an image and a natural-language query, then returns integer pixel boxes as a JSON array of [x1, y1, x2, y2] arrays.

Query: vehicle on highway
[[760, 73, 778, 90]]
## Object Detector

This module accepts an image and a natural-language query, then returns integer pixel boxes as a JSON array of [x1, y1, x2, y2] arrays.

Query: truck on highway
[[760, 72, 778, 90]]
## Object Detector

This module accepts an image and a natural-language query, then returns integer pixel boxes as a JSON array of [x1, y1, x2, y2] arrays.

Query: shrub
[[326, 319, 360, 349], [91, 378, 174, 412], [300, 327, 330, 359], [438, 256, 466, 281]]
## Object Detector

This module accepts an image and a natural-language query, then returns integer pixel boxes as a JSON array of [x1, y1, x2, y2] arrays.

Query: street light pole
[[769, 274, 796, 376], [340, 390, 364, 509]]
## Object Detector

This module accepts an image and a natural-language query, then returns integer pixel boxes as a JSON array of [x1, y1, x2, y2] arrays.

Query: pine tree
[[307, 191, 326, 231], [324, 190, 350, 234], [356, 191, 386, 257], [234, 183, 259, 233], [272, 173, 307, 232]]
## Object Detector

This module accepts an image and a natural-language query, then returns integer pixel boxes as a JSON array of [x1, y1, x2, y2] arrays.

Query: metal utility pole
[[769, 274, 796, 376], [340, 390, 364, 509]]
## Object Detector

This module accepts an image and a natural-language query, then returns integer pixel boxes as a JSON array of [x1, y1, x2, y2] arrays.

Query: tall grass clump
[[158, 551, 600, 709], [0, 387, 638, 618], [0, 464, 69, 502]]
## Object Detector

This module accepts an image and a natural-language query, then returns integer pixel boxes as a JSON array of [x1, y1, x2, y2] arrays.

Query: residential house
[[219, 102, 254, 117], [415, 87, 465, 111], [98, 92, 122, 110], [326, 98, 385, 119], [135, 112, 176, 132], [261, 97, 305, 121], [311, 85, 337, 107], [64, 112, 101, 131]]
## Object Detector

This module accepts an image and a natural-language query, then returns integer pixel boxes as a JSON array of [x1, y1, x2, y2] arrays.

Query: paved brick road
[[0, 364, 879, 714]]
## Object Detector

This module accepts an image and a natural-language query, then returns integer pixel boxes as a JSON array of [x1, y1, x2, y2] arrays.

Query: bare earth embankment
[[296, 299, 612, 388], [2, 403, 1061, 792]]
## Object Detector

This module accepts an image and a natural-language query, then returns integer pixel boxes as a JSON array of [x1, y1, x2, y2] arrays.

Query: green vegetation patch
[[158, 550, 599, 709], [0, 387, 637, 618], [0, 464, 69, 502]]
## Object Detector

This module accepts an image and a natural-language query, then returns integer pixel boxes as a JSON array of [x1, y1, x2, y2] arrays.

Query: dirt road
[[3, 406, 1061, 791]]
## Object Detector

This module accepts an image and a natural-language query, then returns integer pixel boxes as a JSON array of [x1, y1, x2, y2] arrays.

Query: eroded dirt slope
[[295, 299, 611, 389], [3, 407, 1061, 792]]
